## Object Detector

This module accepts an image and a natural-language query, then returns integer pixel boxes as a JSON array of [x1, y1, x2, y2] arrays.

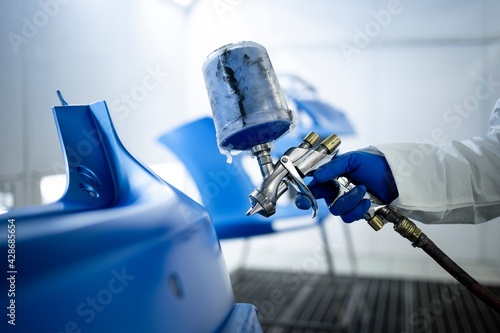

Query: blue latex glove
[[296, 151, 399, 223]]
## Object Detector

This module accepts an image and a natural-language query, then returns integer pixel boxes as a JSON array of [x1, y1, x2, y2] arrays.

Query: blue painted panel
[[0, 99, 261, 332]]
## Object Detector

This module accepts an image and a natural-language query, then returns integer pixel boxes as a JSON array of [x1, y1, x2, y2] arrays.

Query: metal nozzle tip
[[246, 203, 266, 217], [245, 207, 254, 216]]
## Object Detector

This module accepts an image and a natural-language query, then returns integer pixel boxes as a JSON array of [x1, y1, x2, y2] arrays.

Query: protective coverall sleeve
[[373, 99, 500, 224]]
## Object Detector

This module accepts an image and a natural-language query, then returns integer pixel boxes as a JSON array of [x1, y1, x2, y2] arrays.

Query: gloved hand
[[295, 151, 399, 222]]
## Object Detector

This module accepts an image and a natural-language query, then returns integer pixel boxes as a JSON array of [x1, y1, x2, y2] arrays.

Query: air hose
[[377, 206, 500, 314]]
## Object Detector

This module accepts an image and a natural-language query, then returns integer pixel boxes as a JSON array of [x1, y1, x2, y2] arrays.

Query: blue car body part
[[0, 98, 262, 332]]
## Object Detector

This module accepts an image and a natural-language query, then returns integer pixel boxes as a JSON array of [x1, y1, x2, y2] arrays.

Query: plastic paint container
[[202, 41, 295, 152]]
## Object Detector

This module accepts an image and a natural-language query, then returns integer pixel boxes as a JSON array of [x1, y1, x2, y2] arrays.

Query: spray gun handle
[[329, 176, 387, 231]]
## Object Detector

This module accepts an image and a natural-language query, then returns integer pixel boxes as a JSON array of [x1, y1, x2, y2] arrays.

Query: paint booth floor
[[230, 268, 500, 333]]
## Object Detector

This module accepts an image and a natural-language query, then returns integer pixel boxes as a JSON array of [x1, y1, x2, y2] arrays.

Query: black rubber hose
[[415, 234, 500, 314]]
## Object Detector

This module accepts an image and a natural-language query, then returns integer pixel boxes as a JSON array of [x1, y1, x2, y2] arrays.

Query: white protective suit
[[373, 98, 500, 224]]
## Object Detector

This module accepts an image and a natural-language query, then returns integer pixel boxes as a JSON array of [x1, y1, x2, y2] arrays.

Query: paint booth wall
[[1, 0, 500, 270], [0, 0, 187, 206]]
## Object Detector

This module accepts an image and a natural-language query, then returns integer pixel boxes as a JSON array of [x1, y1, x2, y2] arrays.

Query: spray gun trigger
[[280, 156, 319, 218], [328, 177, 351, 209]]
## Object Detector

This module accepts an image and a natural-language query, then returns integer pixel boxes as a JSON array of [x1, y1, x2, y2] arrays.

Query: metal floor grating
[[230, 269, 500, 333]]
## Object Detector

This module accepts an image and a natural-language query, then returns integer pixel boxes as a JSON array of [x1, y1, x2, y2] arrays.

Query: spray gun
[[202, 41, 500, 313], [244, 132, 389, 233], [244, 130, 415, 238], [201, 41, 342, 218], [246, 132, 340, 218]]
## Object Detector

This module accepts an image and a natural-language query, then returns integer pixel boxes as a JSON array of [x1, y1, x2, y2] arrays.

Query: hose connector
[[393, 216, 422, 242], [377, 206, 422, 242]]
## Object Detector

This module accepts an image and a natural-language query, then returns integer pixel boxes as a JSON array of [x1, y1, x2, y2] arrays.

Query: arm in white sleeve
[[373, 99, 500, 224]]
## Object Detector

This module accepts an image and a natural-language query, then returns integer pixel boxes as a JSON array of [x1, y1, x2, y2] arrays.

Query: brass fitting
[[320, 134, 341, 154], [393, 216, 422, 242], [367, 215, 384, 231], [303, 132, 320, 147]]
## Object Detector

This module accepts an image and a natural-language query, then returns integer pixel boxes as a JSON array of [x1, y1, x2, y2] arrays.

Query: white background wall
[[0, 0, 188, 206], [1, 0, 499, 278]]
